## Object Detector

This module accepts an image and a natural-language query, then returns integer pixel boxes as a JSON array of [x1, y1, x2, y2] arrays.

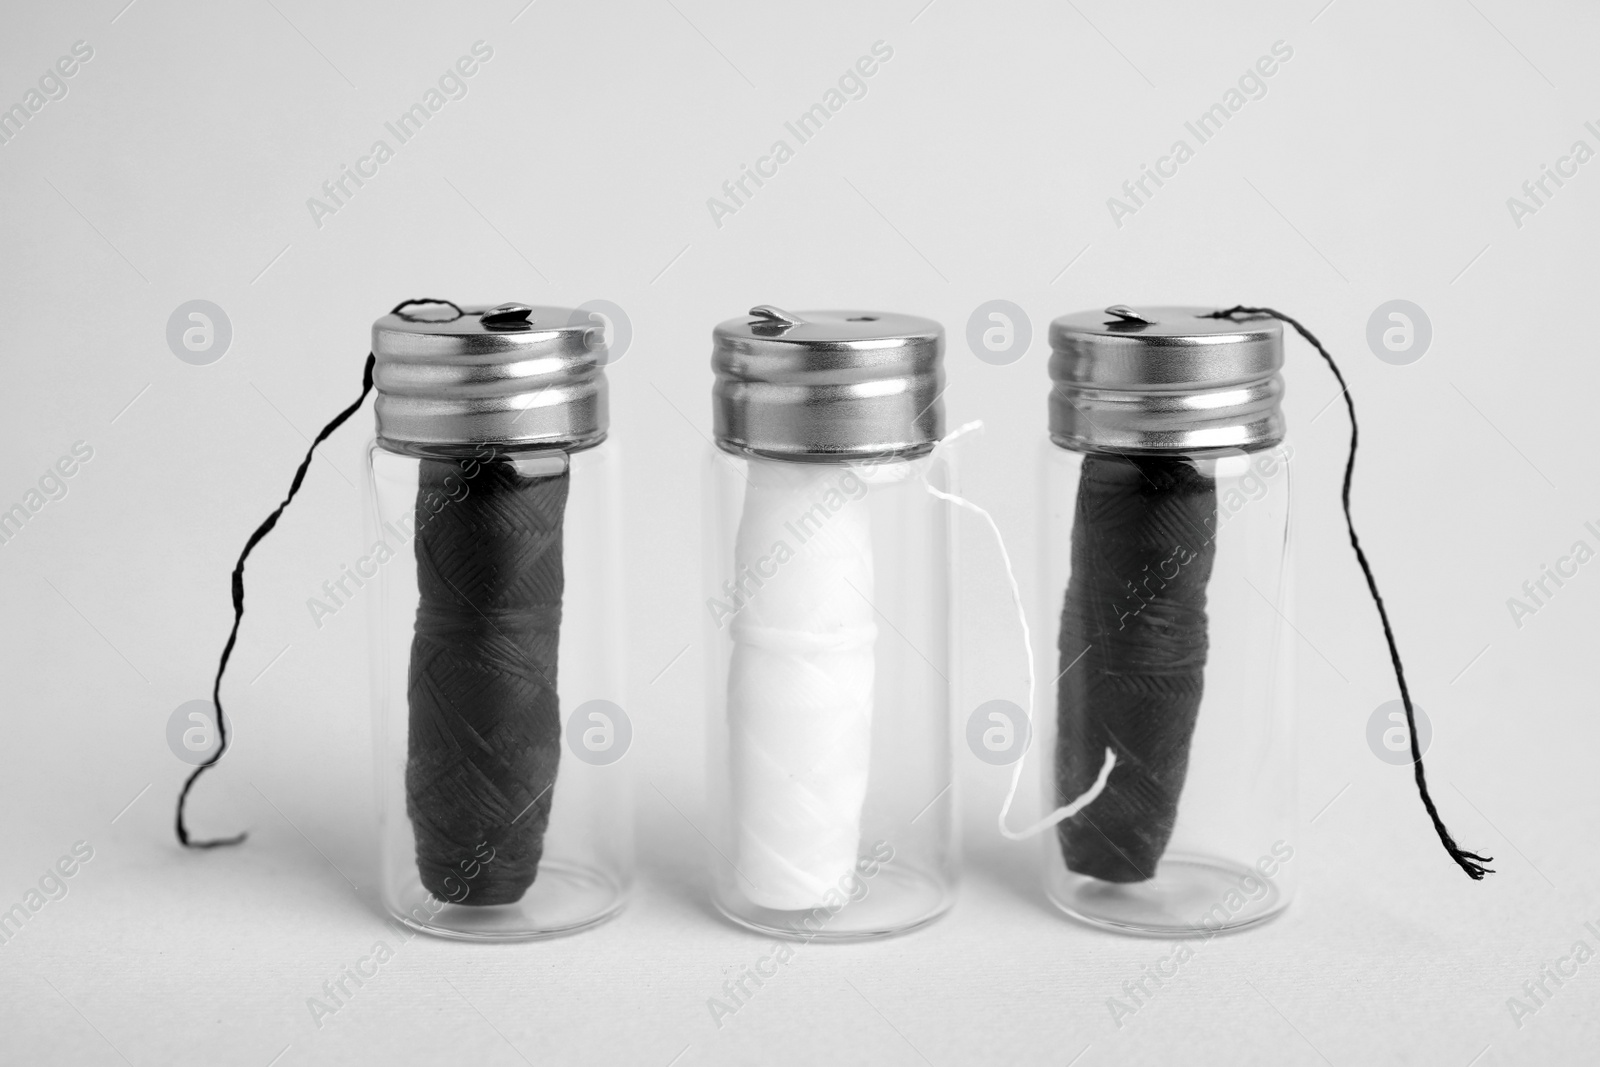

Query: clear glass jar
[[1036, 305, 1296, 936], [365, 300, 629, 941], [704, 447, 957, 939], [368, 440, 629, 940], [1037, 441, 1295, 934]]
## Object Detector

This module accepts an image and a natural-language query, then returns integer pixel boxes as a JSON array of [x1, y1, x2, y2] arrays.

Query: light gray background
[[2, 0, 1597, 1063]]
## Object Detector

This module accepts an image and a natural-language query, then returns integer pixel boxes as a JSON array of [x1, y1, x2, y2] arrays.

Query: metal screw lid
[[1048, 305, 1285, 454], [372, 301, 608, 452], [712, 306, 945, 461]]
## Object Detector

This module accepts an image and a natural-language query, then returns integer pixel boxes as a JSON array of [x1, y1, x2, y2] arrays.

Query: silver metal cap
[[712, 306, 944, 461], [372, 302, 608, 452], [1048, 305, 1285, 454]]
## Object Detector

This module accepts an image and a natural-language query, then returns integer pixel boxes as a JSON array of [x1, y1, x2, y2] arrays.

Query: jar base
[[1045, 852, 1289, 937], [386, 860, 629, 942], [713, 864, 954, 942]]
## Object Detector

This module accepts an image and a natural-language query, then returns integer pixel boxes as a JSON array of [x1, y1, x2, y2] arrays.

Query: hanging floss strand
[[918, 422, 1118, 841], [1205, 305, 1493, 881], [176, 298, 458, 848], [929, 424, 1212, 881]]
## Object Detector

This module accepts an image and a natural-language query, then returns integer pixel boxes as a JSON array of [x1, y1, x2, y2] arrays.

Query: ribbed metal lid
[[712, 306, 944, 461], [1048, 305, 1284, 454], [372, 302, 608, 452]]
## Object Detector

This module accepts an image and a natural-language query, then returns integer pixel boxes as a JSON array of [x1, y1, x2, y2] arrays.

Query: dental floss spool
[[1038, 304, 1491, 883], [712, 306, 943, 911], [1056, 451, 1218, 881], [727, 460, 878, 908], [377, 299, 606, 904], [177, 299, 618, 905], [404, 453, 569, 904]]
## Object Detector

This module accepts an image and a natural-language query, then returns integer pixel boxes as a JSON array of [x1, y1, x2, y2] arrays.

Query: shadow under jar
[[704, 306, 957, 941], [367, 302, 630, 941], [1038, 306, 1295, 937]]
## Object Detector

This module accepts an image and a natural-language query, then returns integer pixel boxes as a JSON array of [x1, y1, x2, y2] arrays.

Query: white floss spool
[[709, 306, 948, 927], [728, 461, 878, 908]]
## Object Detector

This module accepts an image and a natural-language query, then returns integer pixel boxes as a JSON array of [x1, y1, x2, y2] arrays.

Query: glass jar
[[1036, 305, 1295, 935], [704, 306, 957, 940], [366, 301, 630, 940]]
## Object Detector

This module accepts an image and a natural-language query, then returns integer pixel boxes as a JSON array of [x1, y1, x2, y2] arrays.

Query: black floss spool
[[1043, 304, 1488, 928], [177, 299, 622, 932]]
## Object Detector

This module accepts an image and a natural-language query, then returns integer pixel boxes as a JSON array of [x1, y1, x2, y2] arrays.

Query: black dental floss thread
[[175, 298, 458, 850], [1204, 305, 1492, 881]]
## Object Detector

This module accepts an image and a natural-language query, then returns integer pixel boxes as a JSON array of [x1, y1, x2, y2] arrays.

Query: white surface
[[1, 0, 1597, 1064]]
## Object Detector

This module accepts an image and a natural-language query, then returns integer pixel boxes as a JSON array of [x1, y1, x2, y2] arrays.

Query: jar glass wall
[[367, 439, 630, 941], [1037, 441, 1295, 935], [704, 447, 957, 940]]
